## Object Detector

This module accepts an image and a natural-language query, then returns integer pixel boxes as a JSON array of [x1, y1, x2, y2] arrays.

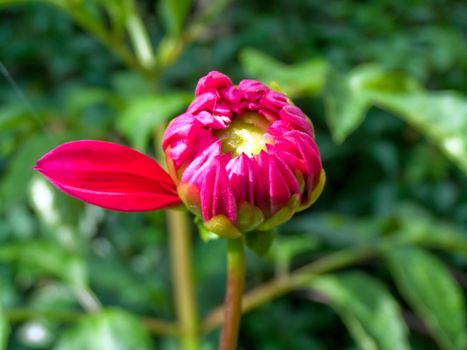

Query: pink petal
[[195, 71, 232, 96], [279, 105, 314, 135], [226, 154, 254, 204], [257, 152, 293, 215], [163, 114, 217, 170], [187, 92, 218, 115], [181, 141, 222, 186], [162, 113, 199, 148], [260, 90, 289, 111], [238, 80, 268, 101], [194, 111, 231, 129], [200, 156, 237, 222], [221, 86, 242, 107], [34, 140, 181, 212]]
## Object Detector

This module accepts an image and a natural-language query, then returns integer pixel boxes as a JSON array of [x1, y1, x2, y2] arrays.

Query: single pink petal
[[267, 120, 290, 136], [181, 141, 222, 186], [162, 113, 199, 148], [34, 140, 181, 211], [163, 114, 218, 170], [238, 80, 268, 101], [187, 92, 218, 115], [260, 90, 289, 111], [279, 105, 314, 135], [200, 156, 236, 222], [226, 153, 253, 204], [264, 153, 297, 214], [194, 111, 231, 129], [273, 155, 300, 195], [221, 85, 242, 107], [195, 71, 232, 96]]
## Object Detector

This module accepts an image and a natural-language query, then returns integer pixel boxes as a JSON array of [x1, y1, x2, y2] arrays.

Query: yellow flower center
[[215, 112, 273, 157]]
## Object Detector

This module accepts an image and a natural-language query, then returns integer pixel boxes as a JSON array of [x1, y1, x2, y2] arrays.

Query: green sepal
[[258, 195, 300, 231], [194, 216, 220, 242], [204, 215, 242, 238], [238, 202, 264, 232], [177, 182, 201, 216], [246, 229, 276, 256], [298, 170, 326, 211]]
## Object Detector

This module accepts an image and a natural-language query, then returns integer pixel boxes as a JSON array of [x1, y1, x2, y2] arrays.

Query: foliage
[[1, 0, 467, 349]]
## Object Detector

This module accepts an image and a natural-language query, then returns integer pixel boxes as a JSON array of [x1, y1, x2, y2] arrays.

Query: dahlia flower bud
[[163, 71, 325, 237]]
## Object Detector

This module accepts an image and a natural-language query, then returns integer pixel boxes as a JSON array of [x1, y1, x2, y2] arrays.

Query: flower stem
[[126, 0, 156, 71], [220, 237, 246, 350], [58, 5, 144, 76], [167, 209, 199, 350]]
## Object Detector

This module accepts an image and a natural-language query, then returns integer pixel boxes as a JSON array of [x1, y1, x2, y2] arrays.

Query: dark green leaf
[[159, 0, 192, 36], [323, 65, 467, 174], [374, 92, 467, 174], [240, 49, 329, 97], [269, 235, 319, 276], [324, 65, 420, 143], [0, 308, 8, 350], [311, 272, 410, 350], [245, 230, 275, 256], [65, 87, 119, 116], [54, 309, 153, 350], [281, 212, 382, 247], [0, 104, 35, 132], [95, 0, 130, 35], [391, 203, 467, 255], [385, 247, 467, 350]]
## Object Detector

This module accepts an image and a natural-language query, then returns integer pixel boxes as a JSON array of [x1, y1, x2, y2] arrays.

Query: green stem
[[73, 287, 102, 313], [126, 1, 156, 71], [60, 6, 144, 75], [219, 238, 246, 350], [167, 210, 199, 350]]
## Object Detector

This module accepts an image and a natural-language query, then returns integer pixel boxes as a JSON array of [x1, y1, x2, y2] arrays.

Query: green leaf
[[0, 241, 88, 288], [0, 104, 35, 132], [117, 92, 190, 150], [0, 134, 83, 208], [323, 65, 467, 174], [245, 230, 275, 256], [0, 0, 58, 6], [269, 235, 319, 276], [324, 65, 420, 143], [159, 0, 192, 36], [112, 71, 154, 99], [65, 87, 119, 116], [391, 203, 467, 255], [385, 247, 467, 350], [54, 309, 152, 350], [95, 0, 131, 35], [240, 49, 329, 97], [311, 272, 410, 350], [0, 308, 8, 350], [373, 92, 467, 174], [281, 212, 382, 247]]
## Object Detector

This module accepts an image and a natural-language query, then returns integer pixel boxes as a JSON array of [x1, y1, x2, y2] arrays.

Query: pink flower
[[34, 71, 324, 237], [163, 71, 325, 237]]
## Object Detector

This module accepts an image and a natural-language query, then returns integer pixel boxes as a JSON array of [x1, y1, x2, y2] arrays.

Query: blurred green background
[[1, 0, 467, 349]]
